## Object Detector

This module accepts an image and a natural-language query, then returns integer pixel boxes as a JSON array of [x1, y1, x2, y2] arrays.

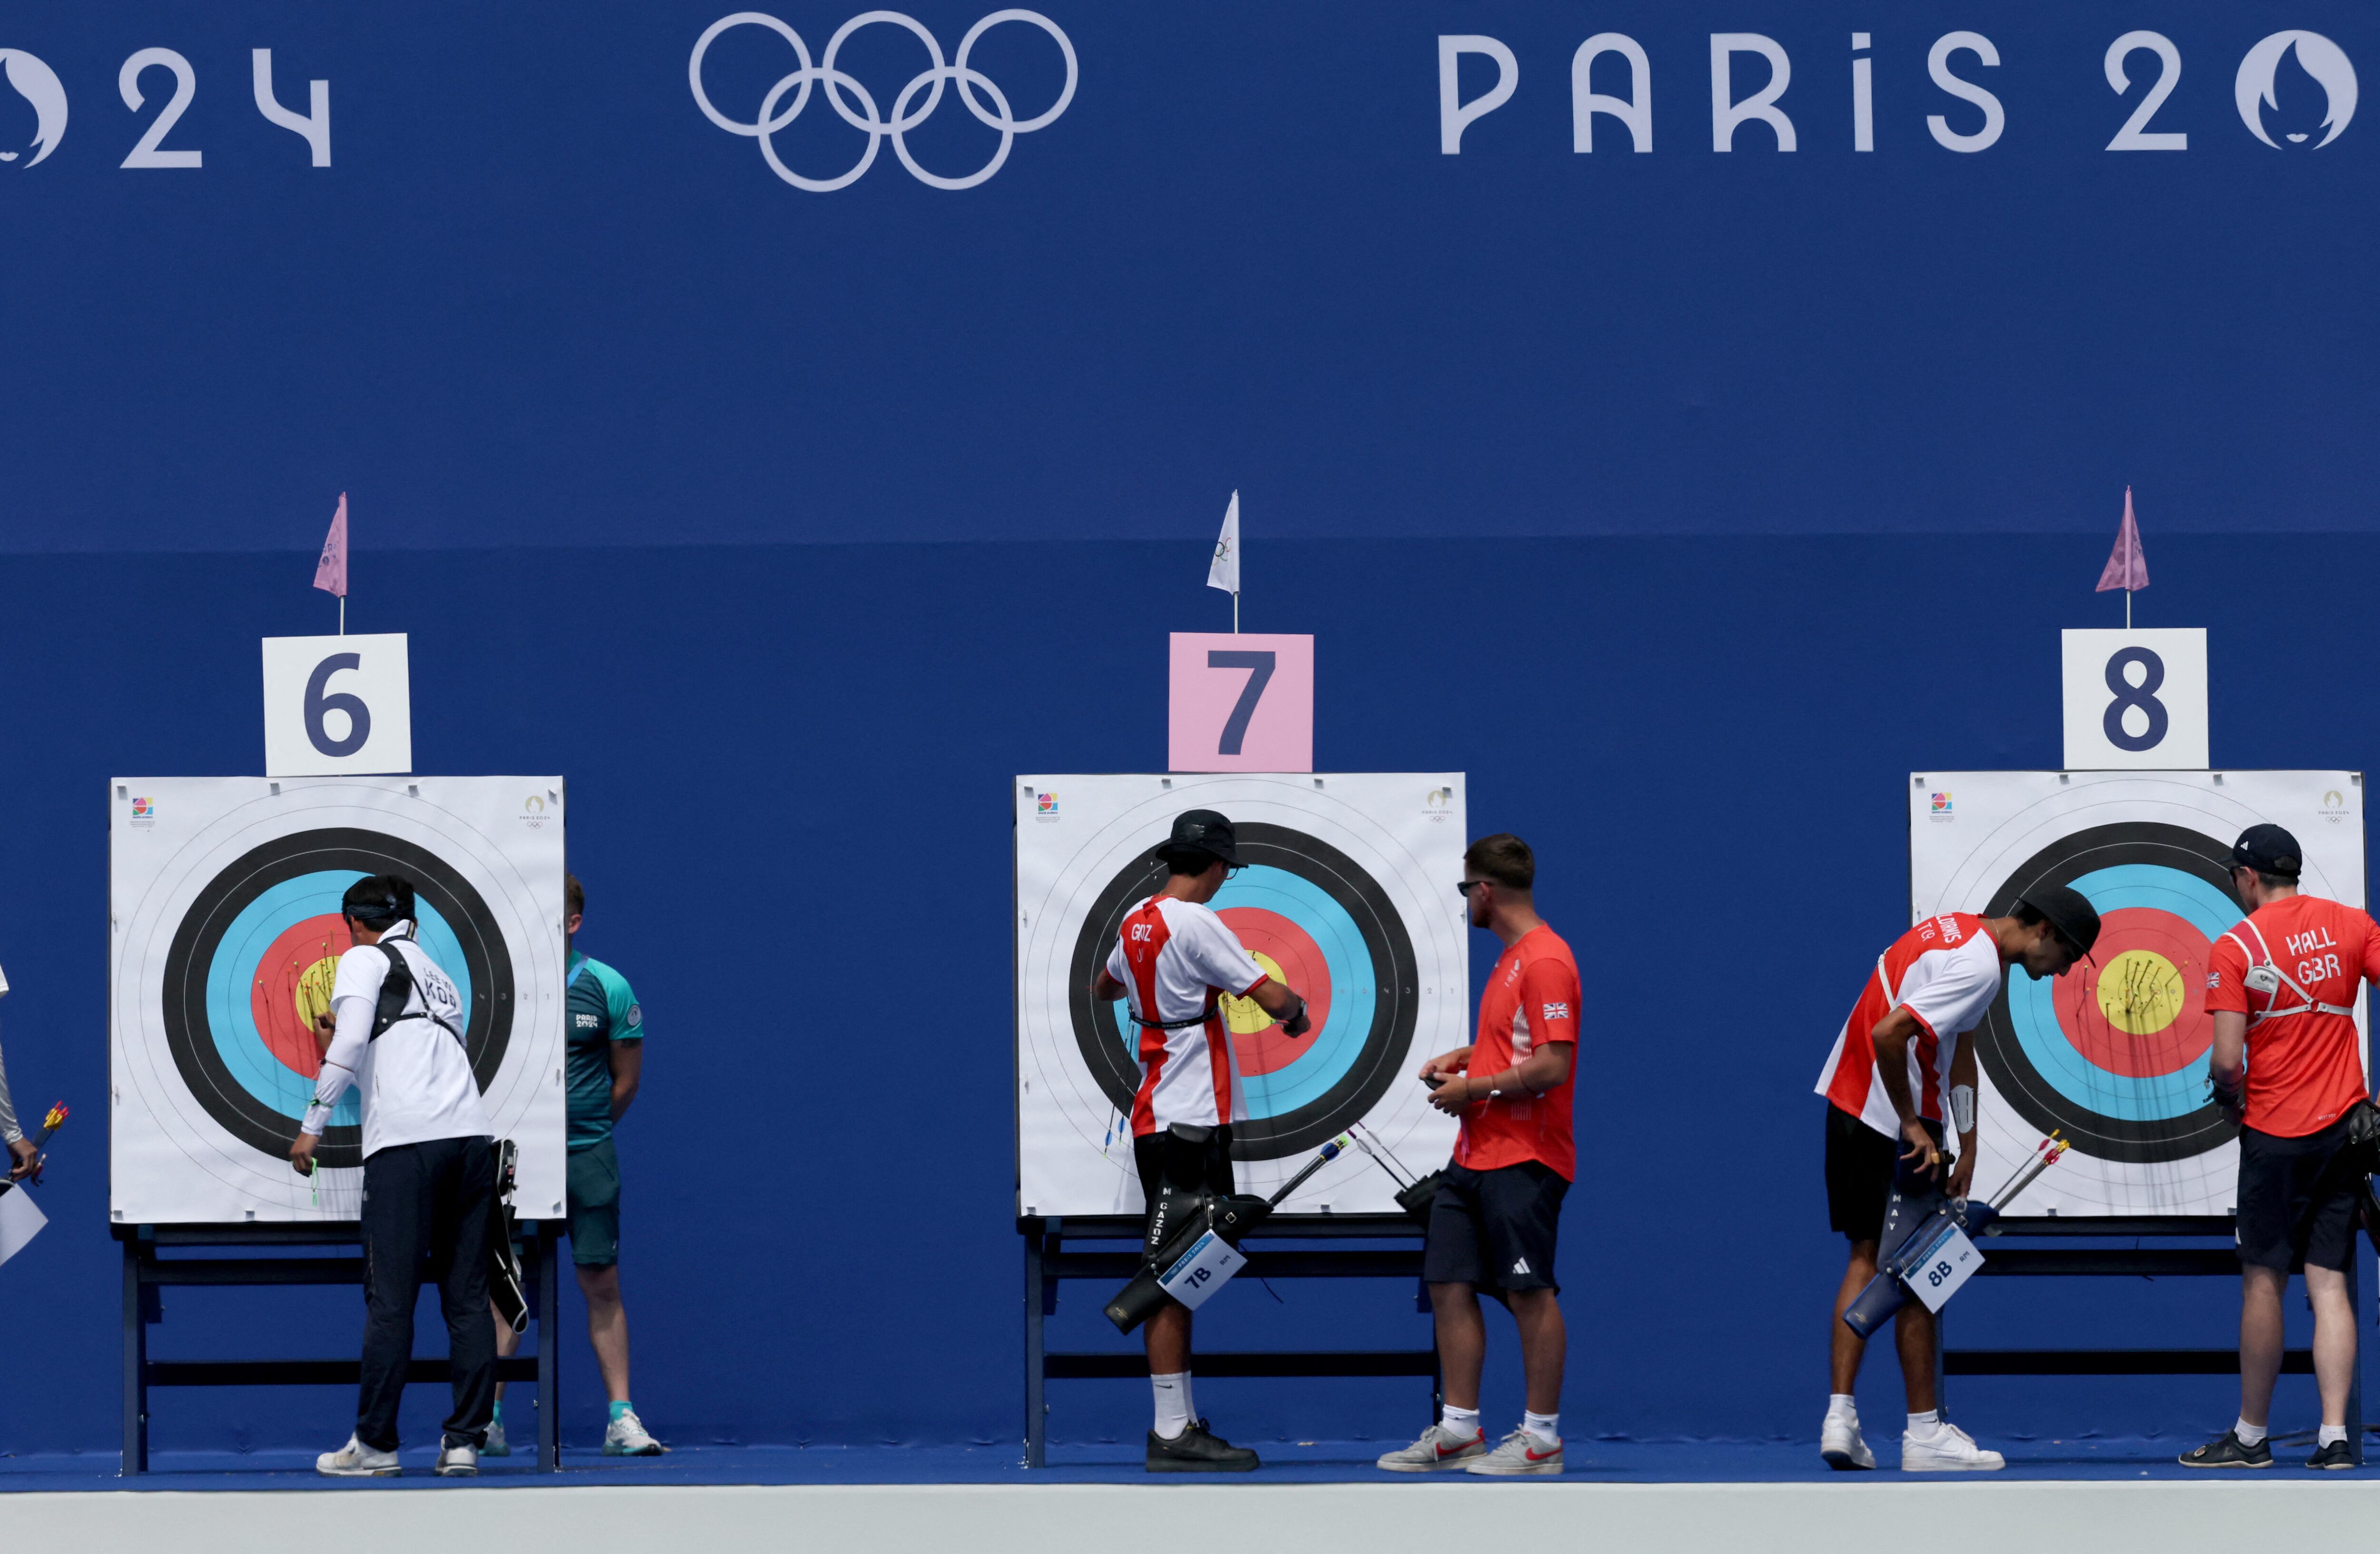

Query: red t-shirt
[[2205, 895, 2380, 1137], [1453, 924, 1579, 1180]]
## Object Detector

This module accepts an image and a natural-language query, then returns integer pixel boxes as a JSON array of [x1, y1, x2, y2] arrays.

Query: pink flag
[[2095, 486, 2148, 593], [313, 494, 348, 598]]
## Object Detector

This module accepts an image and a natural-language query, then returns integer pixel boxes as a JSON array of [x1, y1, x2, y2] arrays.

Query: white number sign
[[1906, 1222, 1983, 1313], [1155, 1229, 1247, 1312], [2061, 628, 2208, 770], [261, 634, 412, 777]]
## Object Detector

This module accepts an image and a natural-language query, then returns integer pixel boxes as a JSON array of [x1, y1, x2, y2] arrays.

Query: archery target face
[[1911, 771, 2364, 1217], [1017, 774, 1467, 1215], [111, 778, 568, 1224]]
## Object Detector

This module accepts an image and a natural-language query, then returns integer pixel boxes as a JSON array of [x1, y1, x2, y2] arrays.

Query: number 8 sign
[[261, 634, 413, 777], [2060, 629, 2207, 770], [1169, 633, 1314, 773]]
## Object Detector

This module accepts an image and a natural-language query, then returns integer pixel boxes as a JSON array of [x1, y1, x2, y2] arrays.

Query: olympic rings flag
[[689, 10, 1077, 191]]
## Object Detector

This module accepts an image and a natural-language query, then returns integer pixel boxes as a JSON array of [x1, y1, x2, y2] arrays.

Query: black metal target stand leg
[[1021, 1214, 1437, 1468], [118, 1220, 563, 1475]]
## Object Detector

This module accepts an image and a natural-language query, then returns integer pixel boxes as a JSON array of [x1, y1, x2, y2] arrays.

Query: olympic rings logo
[[689, 10, 1076, 191]]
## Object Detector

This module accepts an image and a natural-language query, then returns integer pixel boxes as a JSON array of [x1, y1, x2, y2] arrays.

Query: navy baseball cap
[[2016, 883, 2101, 956], [1160, 809, 1242, 867], [2230, 824, 2304, 880]]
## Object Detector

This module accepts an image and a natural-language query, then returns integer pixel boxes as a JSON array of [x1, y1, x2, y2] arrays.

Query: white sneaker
[[435, 1441, 478, 1476], [1464, 1427, 1563, 1476], [1820, 1412, 1876, 1470], [1375, 1424, 1488, 1472], [482, 1420, 512, 1457], [1901, 1421, 2004, 1472], [316, 1434, 401, 1477], [603, 1408, 666, 1455]]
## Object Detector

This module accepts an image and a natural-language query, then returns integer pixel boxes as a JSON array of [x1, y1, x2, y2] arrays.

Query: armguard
[[1950, 1085, 1975, 1135]]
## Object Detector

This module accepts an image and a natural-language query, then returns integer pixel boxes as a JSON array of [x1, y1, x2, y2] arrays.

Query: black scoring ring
[[159, 827, 516, 1169], [1972, 820, 2241, 1164], [1066, 822, 1421, 1160]]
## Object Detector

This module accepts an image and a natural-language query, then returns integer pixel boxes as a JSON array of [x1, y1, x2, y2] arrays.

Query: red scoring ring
[[1215, 907, 1334, 1078], [2050, 906, 2215, 1080], [248, 913, 354, 1079]]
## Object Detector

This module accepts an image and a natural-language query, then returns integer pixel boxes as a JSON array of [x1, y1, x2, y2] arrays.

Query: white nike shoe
[[316, 1434, 401, 1477], [1901, 1421, 2004, 1472], [435, 1441, 478, 1476], [1465, 1427, 1562, 1476], [1820, 1412, 1876, 1470], [603, 1408, 666, 1455], [482, 1420, 511, 1457], [1375, 1424, 1488, 1472]]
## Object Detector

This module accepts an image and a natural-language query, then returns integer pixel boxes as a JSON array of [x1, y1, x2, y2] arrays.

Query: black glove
[[2210, 1067, 2246, 1124]]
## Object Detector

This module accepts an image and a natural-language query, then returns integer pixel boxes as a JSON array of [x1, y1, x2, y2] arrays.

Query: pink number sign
[[1168, 633, 1313, 772]]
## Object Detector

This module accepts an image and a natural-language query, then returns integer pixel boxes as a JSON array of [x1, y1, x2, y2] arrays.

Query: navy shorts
[[1422, 1160, 1567, 1295], [2237, 1117, 2359, 1274]]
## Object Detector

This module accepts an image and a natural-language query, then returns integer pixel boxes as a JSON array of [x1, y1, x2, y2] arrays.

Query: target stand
[[1013, 775, 1469, 1464], [1913, 771, 2370, 1458], [116, 1218, 564, 1474]]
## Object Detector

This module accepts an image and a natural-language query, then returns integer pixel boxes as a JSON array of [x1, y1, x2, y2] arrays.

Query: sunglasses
[[1455, 879, 1489, 899]]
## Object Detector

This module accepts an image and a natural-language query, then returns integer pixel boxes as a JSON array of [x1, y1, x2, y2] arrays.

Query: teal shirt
[[565, 951, 644, 1151]]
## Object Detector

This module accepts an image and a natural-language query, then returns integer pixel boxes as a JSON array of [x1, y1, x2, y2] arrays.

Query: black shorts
[[1133, 1126, 1236, 1215], [1825, 1105, 1943, 1244], [2237, 1117, 2360, 1274], [1422, 1160, 1567, 1295]]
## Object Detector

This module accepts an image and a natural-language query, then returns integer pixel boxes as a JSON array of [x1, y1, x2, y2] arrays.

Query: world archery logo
[[689, 10, 1077, 192], [131, 796, 155, 818], [1931, 793, 1953, 813], [1038, 792, 1058, 813]]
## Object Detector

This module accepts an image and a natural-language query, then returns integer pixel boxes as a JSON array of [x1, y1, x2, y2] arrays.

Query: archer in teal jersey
[[491, 874, 664, 1456]]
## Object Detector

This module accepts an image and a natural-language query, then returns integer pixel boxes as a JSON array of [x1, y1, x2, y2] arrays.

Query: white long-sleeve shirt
[[301, 924, 491, 1157]]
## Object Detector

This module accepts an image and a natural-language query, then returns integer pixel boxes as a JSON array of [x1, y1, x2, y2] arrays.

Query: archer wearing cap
[[2181, 824, 2380, 1472], [1812, 886, 2096, 1473], [1088, 808, 1316, 1472]]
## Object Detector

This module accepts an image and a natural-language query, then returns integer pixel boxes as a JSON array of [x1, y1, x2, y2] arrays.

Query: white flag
[[1207, 491, 1240, 594]]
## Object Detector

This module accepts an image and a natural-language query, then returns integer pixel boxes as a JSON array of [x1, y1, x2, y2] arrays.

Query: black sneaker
[[1147, 1419, 1260, 1473], [2308, 1438, 2356, 1471], [2178, 1430, 2272, 1469]]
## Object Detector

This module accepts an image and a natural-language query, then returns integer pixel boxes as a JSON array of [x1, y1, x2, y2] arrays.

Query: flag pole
[[2124, 589, 2130, 630], [1233, 591, 1239, 634]]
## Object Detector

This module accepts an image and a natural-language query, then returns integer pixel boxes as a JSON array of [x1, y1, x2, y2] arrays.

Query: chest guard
[[2224, 921, 2357, 1027], [367, 936, 466, 1046]]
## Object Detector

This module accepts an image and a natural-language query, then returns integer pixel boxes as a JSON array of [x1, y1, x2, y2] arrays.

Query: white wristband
[[300, 1105, 333, 1137]]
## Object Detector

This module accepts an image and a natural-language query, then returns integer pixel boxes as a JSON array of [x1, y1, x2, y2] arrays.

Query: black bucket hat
[[2016, 882, 2101, 957]]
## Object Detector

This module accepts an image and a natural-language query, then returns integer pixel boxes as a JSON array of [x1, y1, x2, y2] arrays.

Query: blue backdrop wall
[[1, 533, 2372, 1454], [0, 0, 2375, 1456]]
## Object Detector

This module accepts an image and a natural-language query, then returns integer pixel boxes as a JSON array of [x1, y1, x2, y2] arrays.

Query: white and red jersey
[[1107, 894, 1271, 1136], [1815, 912, 2004, 1138]]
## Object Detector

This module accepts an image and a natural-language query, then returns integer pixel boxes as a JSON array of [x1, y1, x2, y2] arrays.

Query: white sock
[[1826, 1394, 1857, 1422], [2233, 1417, 2268, 1446], [1151, 1373, 1190, 1441], [2319, 1424, 2346, 1447], [1523, 1410, 1559, 1443], [1907, 1409, 1939, 1437], [1180, 1371, 1196, 1424], [1440, 1404, 1481, 1436]]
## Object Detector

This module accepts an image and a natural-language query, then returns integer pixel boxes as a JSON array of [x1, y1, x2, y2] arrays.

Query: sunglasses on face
[[1456, 879, 1488, 899]]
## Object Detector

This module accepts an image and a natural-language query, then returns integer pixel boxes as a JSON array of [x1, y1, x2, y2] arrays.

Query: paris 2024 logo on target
[[689, 10, 1076, 191]]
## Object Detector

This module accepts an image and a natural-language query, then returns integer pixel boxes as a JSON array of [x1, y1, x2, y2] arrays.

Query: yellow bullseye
[[293, 955, 341, 1032], [1221, 951, 1286, 1034], [2095, 948, 2186, 1036]]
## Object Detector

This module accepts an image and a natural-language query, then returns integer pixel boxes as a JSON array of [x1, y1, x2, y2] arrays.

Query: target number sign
[[1169, 633, 1313, 773], [2060, 629, 2207, 770], [262, 634, 413, 777]]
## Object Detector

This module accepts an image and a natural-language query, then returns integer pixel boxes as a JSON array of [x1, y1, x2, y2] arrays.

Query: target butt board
[[111, 777, 568, 1224], [1016, 774, 1468, 1216], [1911, 770, 2363, 1218]]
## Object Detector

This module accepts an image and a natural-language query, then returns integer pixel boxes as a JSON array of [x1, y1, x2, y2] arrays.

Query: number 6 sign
[[2060, 628, 2207, 770], [1169, 633, 1313, 773], [260, 634, 413, 777]]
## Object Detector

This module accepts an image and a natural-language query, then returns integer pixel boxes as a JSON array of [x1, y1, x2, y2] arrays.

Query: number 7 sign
[[1169, 633, 1313, 773]]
